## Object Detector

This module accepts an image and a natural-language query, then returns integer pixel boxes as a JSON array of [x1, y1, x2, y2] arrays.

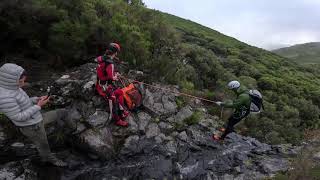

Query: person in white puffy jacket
[[0, 63, 72, 167]]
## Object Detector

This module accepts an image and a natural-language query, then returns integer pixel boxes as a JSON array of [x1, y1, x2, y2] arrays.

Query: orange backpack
[[122, 82, 143, 110]]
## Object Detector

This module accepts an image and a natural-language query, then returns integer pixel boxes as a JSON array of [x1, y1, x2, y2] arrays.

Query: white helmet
[[227, 80, 240, 90]]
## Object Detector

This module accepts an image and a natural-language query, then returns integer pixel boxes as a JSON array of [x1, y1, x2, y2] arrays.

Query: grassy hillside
[[273, 42, 320, 64], [160, 13, 320, 144], [1, 0, 320, 144]]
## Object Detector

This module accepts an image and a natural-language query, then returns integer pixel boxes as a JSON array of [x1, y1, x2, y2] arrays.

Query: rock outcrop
[[0, 63, 301, 180]]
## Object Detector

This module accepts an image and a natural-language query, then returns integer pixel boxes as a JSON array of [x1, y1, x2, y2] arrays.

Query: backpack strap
[[102, 55, 114, 65], [98, 55, 114, 78]]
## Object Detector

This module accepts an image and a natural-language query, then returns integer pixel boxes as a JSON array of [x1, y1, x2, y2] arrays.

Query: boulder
[[86, 110, 110, 128], [77, 127, 114, 160], [0, 160, 37, 180], [120, 135, 140, 156], [137, 112, 151, 134], [146, 123, 161, 138], [177, 131, 188, 142], [143, 88, 177, 115], [127, 116, 139, 134], [258, 158, 289, 175], [158, 122, 174, 134], [169, 106, 193, 124]]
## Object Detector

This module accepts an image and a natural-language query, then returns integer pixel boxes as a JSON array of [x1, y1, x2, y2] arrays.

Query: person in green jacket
[[213, 80, 251, 141]]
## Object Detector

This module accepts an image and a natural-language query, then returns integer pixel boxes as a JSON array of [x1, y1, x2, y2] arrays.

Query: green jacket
[[222, 86, 251, 112]]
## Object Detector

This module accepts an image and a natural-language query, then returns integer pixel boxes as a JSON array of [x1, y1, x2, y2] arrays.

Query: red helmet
[[106, 43, 121, 54]]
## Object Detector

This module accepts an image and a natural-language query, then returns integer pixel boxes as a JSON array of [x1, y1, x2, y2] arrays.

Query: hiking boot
[[212, 134, 222, 141], [116, 119, 128, 127], [45, 155, 68, 167]]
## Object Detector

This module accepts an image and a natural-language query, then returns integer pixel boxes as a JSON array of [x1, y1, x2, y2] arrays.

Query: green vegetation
[[183, 111, 203, 126], [173, 122, 184, 132], [273, 42, 320, 64], [1, 0, 320, 144], [175, 96, 187, 109]]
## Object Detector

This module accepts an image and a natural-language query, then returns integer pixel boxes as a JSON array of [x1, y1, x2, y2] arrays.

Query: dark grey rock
[[143, 89, 154, 106], [77, 127, 114, 159], [170, 106, 193, 123], [67, 108, 82, 121], [155, 133, 173, 144], [127, 116, 138, 134], [154, 134, 164, 144], [0, 160, 37, 180], [166, 141, 177, 155], [8, 142, 37, 157], [86, 110, 110, 127], [142, 88, 177, 115], [170, 131, 179, 138], [76, 101, 96, 119], [121, 135, 140, 156], [91, 96, 106, 107], [176, 160, 207, 179], [141, 158, 173, 179], [83, 80, 95, 91], [259, 158, 288, 174], [146, 123, 161, 138], [74, 123, 87, 134], [162, 95, 177, 113], [158, 122, 174, 134], [178, 131, 188, 142], [199, 117, 219, 130], [186, 126, 205, 144], [138, 112, 151, 134], [55, 74, 72, 85]]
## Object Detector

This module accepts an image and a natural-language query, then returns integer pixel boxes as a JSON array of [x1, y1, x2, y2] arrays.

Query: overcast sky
[[143, 0, 320, 50]]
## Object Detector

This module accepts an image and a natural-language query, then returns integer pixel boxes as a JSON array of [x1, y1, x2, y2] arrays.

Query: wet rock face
[[0, 63, 301, 180]]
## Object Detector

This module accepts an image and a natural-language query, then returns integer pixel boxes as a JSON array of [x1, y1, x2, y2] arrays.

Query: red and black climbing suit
[[95, 55, 128, 127]]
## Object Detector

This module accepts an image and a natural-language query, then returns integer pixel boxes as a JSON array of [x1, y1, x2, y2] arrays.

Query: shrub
[[183, 111, 203, 126]]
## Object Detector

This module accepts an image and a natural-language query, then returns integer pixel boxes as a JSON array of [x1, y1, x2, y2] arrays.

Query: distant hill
[[273, 42, 320, 64]]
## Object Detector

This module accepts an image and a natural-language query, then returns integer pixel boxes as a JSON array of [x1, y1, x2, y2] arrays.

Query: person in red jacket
[[96, 43, 129, 127]]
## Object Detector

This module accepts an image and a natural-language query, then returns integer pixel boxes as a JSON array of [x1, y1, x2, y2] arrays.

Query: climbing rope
[[118, 75, 224, 121], [119, 75, 220, 105]]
